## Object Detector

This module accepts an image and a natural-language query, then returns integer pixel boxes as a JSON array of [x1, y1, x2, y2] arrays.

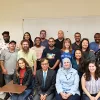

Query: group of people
[[0, 30, 100, 100]]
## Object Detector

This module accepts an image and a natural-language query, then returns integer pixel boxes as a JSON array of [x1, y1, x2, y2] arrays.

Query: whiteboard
[[23, 16, 100, 43]]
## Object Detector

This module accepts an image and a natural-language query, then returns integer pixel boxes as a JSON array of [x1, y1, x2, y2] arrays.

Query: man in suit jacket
[[34, 58, 56, 100]]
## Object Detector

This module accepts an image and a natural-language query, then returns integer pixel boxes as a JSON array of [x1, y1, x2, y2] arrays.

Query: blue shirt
[[90, 42, 100, 52], [61, 50, 74, 66], [56, 67, 80, 95]]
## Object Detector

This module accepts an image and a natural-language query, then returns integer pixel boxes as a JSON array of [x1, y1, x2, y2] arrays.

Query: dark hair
[[40, 30, 46, 34], [74, 32, 81, 37], [2, 31, 9, 36], [23, 32, 33, 48], [34, 37, 41, 46], [80, 38, 90, 52], [62, 38, 72, 54], [94, 33, 100, 38], [73, 49, 85, 73], [9, 40, 16, 44], [85, 60, 100, 81], [48, 37, 55, 41], [21, 39, 30, 46], [40, 58, 48, 64]]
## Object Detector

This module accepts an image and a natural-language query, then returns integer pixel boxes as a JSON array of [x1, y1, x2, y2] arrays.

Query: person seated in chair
[[11, 58, 33, 100], [34, 58, 56, 100]]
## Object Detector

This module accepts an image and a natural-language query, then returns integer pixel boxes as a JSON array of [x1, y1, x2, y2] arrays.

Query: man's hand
[[2, 68, 7, 74]]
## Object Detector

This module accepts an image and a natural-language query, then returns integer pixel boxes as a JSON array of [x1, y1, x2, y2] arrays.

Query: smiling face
[[64, 40, 70, 49], [24, 33, 30, 40], [63, 58, 71, 69], [74, 33, 81, 42], [88, 63, 96, 74], [18, 60, 26, 69], [82, 40, 89, 50], [75, 50, 82, 60]]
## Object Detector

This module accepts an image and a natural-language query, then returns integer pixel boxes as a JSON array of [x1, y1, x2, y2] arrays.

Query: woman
[[72, 49, 85, 95], [61, 38, 74, 66], [23, 32, 33, 48], [81, 61, 100, 100], [80, 38, 95, 66], [31, 37, 45, 70], [11, 58, 33, 100], [56, 58, 80, 100], [72, 49, 85, 77]]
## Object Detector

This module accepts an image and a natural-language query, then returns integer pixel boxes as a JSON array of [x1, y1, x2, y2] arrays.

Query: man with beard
[[17, 39, 37, 76], [0, 31, 10, 95], [40, 30, 48, 48], [72, 32, 81, 50], [90, 33, 100, 52], [42, 37, 61, 72], [55, 30, 64, 49]]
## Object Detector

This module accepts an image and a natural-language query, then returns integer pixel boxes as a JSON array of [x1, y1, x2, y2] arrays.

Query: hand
[[90, 96, 95, 100], [2, 68, 7, 74], [40, 94, 44, 100], [33, 71, 36, 76], [65, 93, 72, 99], [94, 96, 98, 100], [60, 92, 67, 99]]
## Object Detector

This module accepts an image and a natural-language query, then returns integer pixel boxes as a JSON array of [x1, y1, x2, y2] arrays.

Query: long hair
[[16, 58, 30, 77], [62, 38, 72, 53], [23, 32, 33, 48], [84, 60, 100, 81], [73, 49, 85, 73]]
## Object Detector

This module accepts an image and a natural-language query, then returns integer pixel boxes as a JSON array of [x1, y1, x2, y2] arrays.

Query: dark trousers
[[34, 93, 55, 100], [0, 67, 5, 87], [56, 93, 80, 100], [82, 94, 100, 100], [4, 74, 13, 84], [37, 60, 41, 70]]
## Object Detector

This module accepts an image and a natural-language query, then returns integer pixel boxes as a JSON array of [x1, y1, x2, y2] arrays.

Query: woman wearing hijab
[[56, 58, 80, 100]]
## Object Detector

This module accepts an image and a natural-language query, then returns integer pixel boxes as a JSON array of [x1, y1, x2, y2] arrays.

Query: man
[[72, 32, 81, 50], [34, 58, 56, 100], [90, 33, 100, 52], [40, 30, 48, 48], [42, 37, 61, 72], [0, 40, 17, 100], [31, 37, 45, 70], [17, 39, 37, 75], [0, 31, 10, 94], [55, 30, 64, 49]]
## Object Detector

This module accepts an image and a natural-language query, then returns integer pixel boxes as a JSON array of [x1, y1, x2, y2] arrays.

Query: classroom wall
[[0, 0, 100, 42]]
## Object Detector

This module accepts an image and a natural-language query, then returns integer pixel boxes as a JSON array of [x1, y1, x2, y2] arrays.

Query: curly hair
[[84, 60, 100, 81]]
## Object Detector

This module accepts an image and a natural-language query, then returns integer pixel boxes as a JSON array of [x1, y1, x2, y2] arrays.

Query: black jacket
[[13, 67, 33, 88], [35, 69, 56, 95]]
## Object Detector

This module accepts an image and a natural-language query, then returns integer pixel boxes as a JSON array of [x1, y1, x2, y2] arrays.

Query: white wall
[[0, 0, 100, 43]]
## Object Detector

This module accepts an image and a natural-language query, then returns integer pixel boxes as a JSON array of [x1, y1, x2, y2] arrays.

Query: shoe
[[4, 93, 10, 100]]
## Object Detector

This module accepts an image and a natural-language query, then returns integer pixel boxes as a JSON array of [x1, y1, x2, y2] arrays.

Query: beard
[[22, 47, 29, 53]]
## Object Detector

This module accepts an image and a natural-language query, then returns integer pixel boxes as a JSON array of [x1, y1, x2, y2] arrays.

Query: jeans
[[4, 74, 13, 84], [56, 93, 80, 100], [82, 94, 100, 100], [11, 89, 32, 100]]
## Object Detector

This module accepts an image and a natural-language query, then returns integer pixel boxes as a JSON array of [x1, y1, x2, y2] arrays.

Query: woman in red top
[[11, 58, 33, 100]]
